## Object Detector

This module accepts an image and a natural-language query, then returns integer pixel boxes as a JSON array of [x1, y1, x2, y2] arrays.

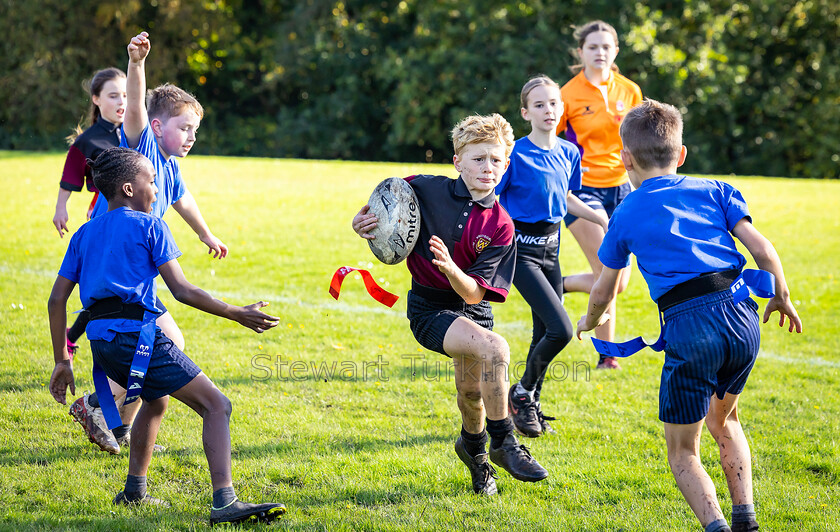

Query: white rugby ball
[[366, 177, 421, 265]]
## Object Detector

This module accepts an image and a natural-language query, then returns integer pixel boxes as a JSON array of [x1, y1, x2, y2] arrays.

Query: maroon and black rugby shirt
[[404, 174, 516, 303], [60, 118, 121, 193]]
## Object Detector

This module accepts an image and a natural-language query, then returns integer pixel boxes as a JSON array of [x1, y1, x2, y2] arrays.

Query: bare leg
[[706, 393, 753, 505], [562, 272, 594, 294], [170, 373, 233, 490], [156, 311, 185, 351], [443, 317, 510, 421], [567, 217, 631, 368], [665, 420, 727, 528], [127, 396, 169, 476], [452, 354, 485, 433]]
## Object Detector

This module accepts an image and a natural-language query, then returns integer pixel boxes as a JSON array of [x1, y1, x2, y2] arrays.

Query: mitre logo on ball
[[366, 177, 421, 264]]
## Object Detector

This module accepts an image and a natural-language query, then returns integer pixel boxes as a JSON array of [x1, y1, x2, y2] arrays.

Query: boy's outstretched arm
[[732, 218, 803, 333], [47, 276, 77, 404], [576, 266, 620, 339], [157, 259, 278, 333], [124, 31, 151, 148], [172, 192, 228, 258], [352, 205, 377, 239]]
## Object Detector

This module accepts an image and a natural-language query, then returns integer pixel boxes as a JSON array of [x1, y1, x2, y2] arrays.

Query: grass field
[[0, 151, 838, 531]]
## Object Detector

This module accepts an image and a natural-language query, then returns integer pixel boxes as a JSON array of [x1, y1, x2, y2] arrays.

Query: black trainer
[[113, 491, 171, 507], [508, 385, 542, 438], [454, 437, 498, 495], [535, 402, 557, 435], [488, 433, 548, 482], [209, 499, 286, 526]]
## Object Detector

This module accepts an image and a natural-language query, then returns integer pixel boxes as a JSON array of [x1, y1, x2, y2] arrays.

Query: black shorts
[[406, 284, 494, 357], [90, 330, 201, 400]]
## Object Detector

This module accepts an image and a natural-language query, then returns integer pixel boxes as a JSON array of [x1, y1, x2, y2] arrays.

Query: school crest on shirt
[[474, 234, 491, 253], [616, 100, 625, 112]]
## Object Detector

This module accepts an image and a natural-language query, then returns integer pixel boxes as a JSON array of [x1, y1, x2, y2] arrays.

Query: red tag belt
[[329, 266, 399, 307]]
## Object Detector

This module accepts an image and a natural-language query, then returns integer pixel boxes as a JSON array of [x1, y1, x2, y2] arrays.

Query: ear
[[150, 117, 164, 138], [91, 94, 101, 108], [453, 154, 462, 173], [122, 182, 134, 198], [620, 149, 635, 172], [676, 145, 687, 168], [520, 106, 529, 121]]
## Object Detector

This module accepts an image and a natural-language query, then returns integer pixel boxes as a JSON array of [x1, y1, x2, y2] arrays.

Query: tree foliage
[[1, 0, 837, 177]]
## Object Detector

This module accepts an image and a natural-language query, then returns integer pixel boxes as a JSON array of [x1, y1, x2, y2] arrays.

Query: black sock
[[112, 424, 130, 440], [67, 313, 89, 344], [705, 519, 731, 532], [460, 426, 487, 456], [88, 392, 100, 408], [486, 417, 514, 449], [731, 503, 758, 531], [212, 486, 237, 509], [124, 474, 147, 500]]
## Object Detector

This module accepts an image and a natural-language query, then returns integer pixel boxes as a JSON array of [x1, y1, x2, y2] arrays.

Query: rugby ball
[[366, 177, 421, 265]]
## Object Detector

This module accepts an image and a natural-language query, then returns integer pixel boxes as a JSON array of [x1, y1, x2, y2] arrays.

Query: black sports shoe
[[454, 437, 498, 495], [488, 433, 548, 482], [113, 490, 171, 507], [732, 521, 759, 532], [209, 499, 286, 526], [508, 385, 541, 438]]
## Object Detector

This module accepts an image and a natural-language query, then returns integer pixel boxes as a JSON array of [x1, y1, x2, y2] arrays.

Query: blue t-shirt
[[90, 123, 188, 220], [496, 136, 582, 224], [58, 207, 182, 341], [598, 175, 751, 302]]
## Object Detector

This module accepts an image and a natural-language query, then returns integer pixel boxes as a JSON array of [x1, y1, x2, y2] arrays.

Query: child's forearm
[[173, 192, 212, 239], [123, 58, 148, 145], [47, 283, 72, 364], [445, 269, 486, 305], [750, 240, 791, 300], [567, 193, 606, 228]]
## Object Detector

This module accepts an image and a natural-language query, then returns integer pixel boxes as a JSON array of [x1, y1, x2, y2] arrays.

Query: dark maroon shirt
[[405, 174, 516, 302], [60, 118, 121, 192]]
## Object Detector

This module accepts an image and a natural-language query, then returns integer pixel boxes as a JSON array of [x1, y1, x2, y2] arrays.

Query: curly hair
[[90, 147, 150, 200]]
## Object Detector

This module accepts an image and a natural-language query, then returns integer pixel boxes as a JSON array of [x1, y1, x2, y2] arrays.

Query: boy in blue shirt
[[73, 31, 227, 454], [576, 99, 802, 532], [48, 147, 285, 525]]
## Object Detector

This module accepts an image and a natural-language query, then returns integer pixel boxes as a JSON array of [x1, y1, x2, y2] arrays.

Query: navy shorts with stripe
[[563, 182, 632, 226], [406, 290, 494, 357], [90, 330, 202, 401], [659, 290, 760, 424]]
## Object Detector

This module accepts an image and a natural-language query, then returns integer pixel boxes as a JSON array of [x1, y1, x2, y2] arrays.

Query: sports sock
[[112, 424, 131, 440], [513, 382, 535, 400], [460, 426, 487, 456], [88, 392, 100, 408], [124, 474, 147, 500], [486, 417, 514, 449], [732, 504, 758, 531], [212, 486, 237, 509], [704, 519, 731, 532]]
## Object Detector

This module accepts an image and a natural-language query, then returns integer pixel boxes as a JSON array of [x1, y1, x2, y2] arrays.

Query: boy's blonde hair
[[619, 98, 683, 170], [451, 114, 514, 157], [147, 83, 204, 122]]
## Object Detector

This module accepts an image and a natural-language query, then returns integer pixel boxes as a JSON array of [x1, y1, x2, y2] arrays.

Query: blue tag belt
[[590, 269, 775, 359], [86, 299, 157, 430]]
